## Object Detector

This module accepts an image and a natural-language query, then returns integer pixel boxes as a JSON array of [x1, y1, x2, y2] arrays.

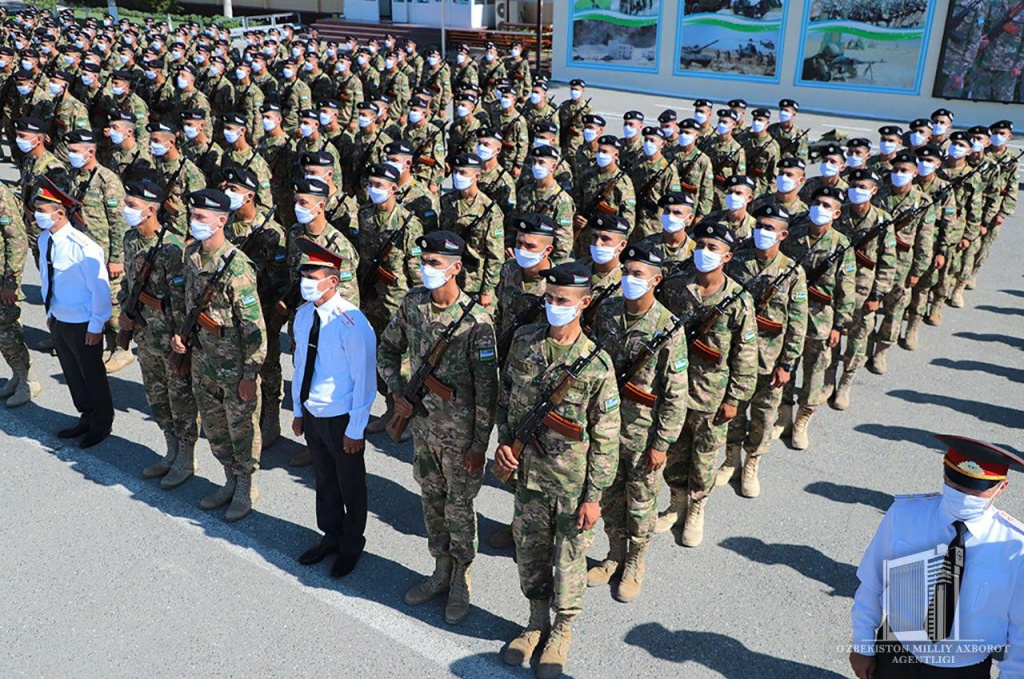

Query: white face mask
[[176, 76, 189, 90], [300, 276, 328, 302], [485, 52, 496, 62], [693, 247, 723, 273], [68, 151, 87, 169], [209, 66, 222, 77], [151, 142, 169, 157], [456, 105, 471, 118], [948, 144, 968, 159], [20, 60, 32, 71], [846, 154, 865, 168], [916, 160, 936, 177], [661, 213, 687, 234], [184, 125, 201, 140], [253, 62, 264, 73], [190, 219, 217, 241], [643, 140, 660, 157], [456, 54, 466, 65], [716, 122, 731, 136], [224, 129, 241, 144], [428, 55, 440, 67], [820, 161, 840, 177], [623, 125, 639, 139], [569, 88, 582, 101], [369, 186, 391, 205], [753, 227, 778, 251], [172, 51, 183, 61], [596, 151, 614, 168], [16, 84, 31, 96], [119, 53, 131, 64], [16, 138, 35, 153], [909, 131, 927, 147], [80, 74, 94, 86], [408, 109, 423, 124], [514, 247, 545, 269], [225, 190, 246, 211], [500, 96, 515, 110], [294, 204, 317, 224], [848, 186, 873, 205], [531, 163, 550, 180], [751, 120, 767, 133], [809, 204, 834, 226], [476, 144, 494, 161], [621, 275, 651, 300], [660, 127, 674, 139], [680, 133, 696, 147], [545, 301, 580, 327], [262, 118, 277, 132], [991, 133, 1007, 147], [589, 243, 618, 265], [235, 68, 247, 81], [420, 262, 455, 290], [776, 174, 797, 193], [385, 58, 395, 70], [145, 70, 157, 81], [291, 47, 302, 57], [931, 122, 947, 136], [358, 115, 373, 128], [123, 205, 145, 227], [282, 68, 294, 79], [47, 82, 64, 96], [940, 484, 993, 522], [725, 193, 747, 212], [452, 173, 474, 191], [891, 171, 913, 188], [694, 111, 708, 125], [530, 92, 543, 105], [534, 138, 552, 149], [299, 123, 315, 138], [583, 128, 598, 143], [879, 140, 899, 155], [34, 210, 56, 230], [109, 129, 126, 146], [779, 110, 793, 123]]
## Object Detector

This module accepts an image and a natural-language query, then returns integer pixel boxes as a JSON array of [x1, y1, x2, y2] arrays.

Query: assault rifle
[[575, 166, 629, 241], [496, 294, 544, 361], [237, 208, 278, 259], [411, 122, 448, 169], [637, 160, 674, 211], [357, 214, 412, 301], [685, 270, 768, 364], [617, 311, 690, 407], [778, 128, 809, 158], [169, 250, 237, 376], [456, 198, 498, 276], [581, 282, 618, 334], [751, 242, 822, 335], [712, 147, 742, 187], [347, 126, 386, 196], [491, 336, 605, 484], [386, 295, 480, 442], [116, 222, 170, 350], [559, 97, 592, 148], [155, 157, 190, 223]]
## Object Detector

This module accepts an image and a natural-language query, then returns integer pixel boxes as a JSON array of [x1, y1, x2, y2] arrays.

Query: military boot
[[365, 395, 394, 435], [901, 314, 922, 351], [224, 472, 259, 522], [615, 540, 648, 603], [831, 369, 856, 411], [143, 431, 179, 479], [536, 614, 574, 679], [487, 523, 515, 549], [0, 374, 19, 399], [105, 348, 136, 374], [586, 536, 626, 587], [791, 406, 816, 451], [681, 494, 707, 548], [715, 444, 742, 486], [741, 452, 762, 498], [199, 465, 236, 509], [964, 276, 977, 291], [5, 370, 41, 408], [771, 404, 793, 440], [161, 440, 197, 489], [404, 556, 452, 605], [444, 562, 471, 624], [260, 403, 281, 449], [925, 305, 943, 326], [503, 598, 550, 666], [822, 363, 838, 401], [947, 280, 967, 308], [868, 342, 892, 375], [654, 487, 686, 534], [36, 336, 55, 354]]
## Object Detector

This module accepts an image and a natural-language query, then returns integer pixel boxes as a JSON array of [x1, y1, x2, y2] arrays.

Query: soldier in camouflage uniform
[[707, 109, 747, 211], [558, 79, 592, 160], [450, 45, 478, 90], [971, 1, 1024, 102], [101, 69, 150, 147], [220, 112, 273, 207], [869, 125, 905, 174], [629, 127, 682, 241], [301, 53, 333, 111], [403, 38, 424, 91], [448, 92, 484, 159], [767, 98, 808, 160], [639, 192, 698, 274], [494, 214, 554, 364], [841, 137, 873, 182], [288, 178, 360, 311], [706, 175, 757, 244], [587, 242, 688, 602], [256, 102, 291, 221], [942, 131, 987, 309], [170, 66, 212, 134], [523, 79, 558, 142], [328, 56, 363, 129], [478, 42, 507, 105], [379, 51, 411, 122], [573, 135, 636, 258], [339, 101, 392, 197], [692, 98, 715, 144], [141, 61, 177, 125], [970, 120, 1019, 285], [577, 215, 629, 331], [751, 157, 809, 216], [673, 118, 715, 217], [381, 140, 439, 234], [657, 110, 682, 162], [800, 142, 849, 204], [16, 116, 66, 257], [379, 230, 497, 625], [493, 87, 529, 179], [476, 128, 519, 227], [104, 109, 156, 184], [117, 179, 198, 486], [44, 70, 90, 162], [8, 72, 53, 164], [276, 58, 312, 135], [0, 180, 39, 407], [529, 122, 574, 191], [287, 109, 343, 192], [620, 110, 646, 169], [740, 108, 781, 197], [148, 121, 207, 238], [231, 63, 266, 145], [720, 205, 806, 498], [654, 222, 757, 547], [778, 187, 856, 451], [354, 49, 381, 97], [420, 48, 452, 123], [504, 41, 532, 100], [571, 114, 604, 181], [403, 96, 446, 190], [180, 108, 224, 186], [516, 145, 575, 264], [493, 261, 619, 677], [170, 189, 267, 523]]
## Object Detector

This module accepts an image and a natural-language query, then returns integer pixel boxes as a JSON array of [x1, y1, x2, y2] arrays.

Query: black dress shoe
[[298, 537, 339, 566], [57, 421, 90, 439], [79, 428, 111, 449], [330, 551, 362, 578]]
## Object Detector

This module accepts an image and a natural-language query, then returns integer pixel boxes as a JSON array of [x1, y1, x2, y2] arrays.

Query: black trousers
[[874, 641, 992, 678], [304, 410, 367, 556], [52, 320, 114, 432]]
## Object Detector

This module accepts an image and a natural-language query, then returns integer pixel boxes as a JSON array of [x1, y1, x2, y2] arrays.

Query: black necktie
[[927, 520, 968, 642], [44, 235, 54, 313], [299, 310, 321, 408]]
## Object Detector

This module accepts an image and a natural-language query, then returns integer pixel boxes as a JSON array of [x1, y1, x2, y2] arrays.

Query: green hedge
[[67, 2, 241, 28]]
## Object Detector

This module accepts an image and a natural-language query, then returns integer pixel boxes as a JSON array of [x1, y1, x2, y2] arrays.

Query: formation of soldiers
[[0, 8, 1018, 679]]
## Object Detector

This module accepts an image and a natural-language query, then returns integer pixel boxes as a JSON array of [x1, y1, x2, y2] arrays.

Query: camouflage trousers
[[909, 246, 957, 316], [843, 304, 879, 372], [513, 485, 594, 618], [727, 372, 785, 455], [0, 302, 30, 375], [972, 223, 1001, 277], [958, 237, 983, 283], [878, 282, 911, 346], [138, 335, 199, 444], [665, 409, 727, 499], [783, 337, 833, 407], [192, 366, 262, 474], [412, 435, 484, 566], [600, 417, 661, 544]]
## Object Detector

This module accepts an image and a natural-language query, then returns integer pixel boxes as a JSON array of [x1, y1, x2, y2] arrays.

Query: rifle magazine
[[807, 286, 834, 306], [689, 339, 723, 365], [854, 249, 876, 270], [622, 382, 657, 408], [424, 374, 455, 402], [542, 412, 584, 442], [755, 315, 783, 335]]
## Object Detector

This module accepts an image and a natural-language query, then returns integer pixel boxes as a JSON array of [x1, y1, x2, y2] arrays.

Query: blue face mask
[[545, 301, 580, 327]]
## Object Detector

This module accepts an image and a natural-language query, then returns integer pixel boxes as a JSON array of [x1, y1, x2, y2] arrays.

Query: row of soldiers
[[0, 10, 1019, 679]]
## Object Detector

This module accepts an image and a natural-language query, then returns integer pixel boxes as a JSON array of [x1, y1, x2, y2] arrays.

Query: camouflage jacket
[[379, 69, 411, 113], [707, 137, 747, 190], [557, 99, 592, 158], [629, 156, 682, 239], [69, 164, 128, 264], [479, 164, 518, 222], [573, 164, 637, 256], [706, 209, 757, 244], [104, 142, 157, 185], [420, 64, 452, 119], [440, 189, 504, 297], [171, 88, 212, 132], [118, 226, 187, 340], [505, 57, 533, 99], [494, 258, 547, 345], [836, 203, 898, 301], [226, 208, 290, 316], [982, 146, 1019, 221], [339, 126, 393, 194], [287, 134, 343, 187], [277, 77, 312, 134], [404, 120, 447, 187], [878, 183, 936, 280], [638, 232, 696, 279], [917, 176, 958, 252], [515, 182, 575, 264], [0, 183, 27, 295], [153, 154, 207, 237], [494, 110, 530, 173], [19, 149, 66, 212], [523, 101, 558, 139], [767, 122, 808, 160], [799, 175, 849, 205], [233, 83, 266, 144], [941, 163, 985, 243], [288, 221, 360, 307], [781, 223, 857, 339], [450, 60, 478, 89], [448, 115, 483, 158], [673, 147, 715, 217], [397, 179, 440, 233], [750, 192, 808, 218], [48, 93, 91, 157], [740, 133, 781, 195], [356, 203, 424, 325], [181, 137, 225, 186], [222, 147, 274, 207]]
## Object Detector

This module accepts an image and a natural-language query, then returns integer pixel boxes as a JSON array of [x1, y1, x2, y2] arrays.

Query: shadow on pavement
[[930, 357, 1024, 384], [804, 481, 892, 513], [623, 622, 848, 678], [998, 288, 1024, 299], [952, 330, 1024, 351], [886, 389, 1021, 429], [852, 423, 945, 451], [974, 304, 1024, 317], [718, 536, 858, 598]]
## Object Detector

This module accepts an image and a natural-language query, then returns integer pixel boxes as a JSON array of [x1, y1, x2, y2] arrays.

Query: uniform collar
[[938, 497, 997, 539]]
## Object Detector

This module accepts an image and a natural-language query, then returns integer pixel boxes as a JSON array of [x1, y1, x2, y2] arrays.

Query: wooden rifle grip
[[492, 439, 524, 484], [385, 411, 410, 443]]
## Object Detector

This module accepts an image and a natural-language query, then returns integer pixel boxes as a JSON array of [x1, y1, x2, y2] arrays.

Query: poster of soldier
[[796, 0, 934, 92], [568, 0, 663, 72], [675, 0, 786, 80], [933, 0, 1024, 102]]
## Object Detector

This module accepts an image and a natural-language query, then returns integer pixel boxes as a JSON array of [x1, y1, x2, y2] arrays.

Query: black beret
[[582, 113, 606, 126], [590, 213, 630, 235], [49, 69, 73, 82], [659, 191, 694, 208], [693, 99, 713, 108], [717, 108, 739, 122], [846, 137, 871, 150], [452, 153, 483, 169], [357, 101, 380, 114], [147, 120, 178, 133], [383, 140, 415, 156], [967, 125, 989, 136], [188, 188, 230, 212], [110, 68, 134, 80], [476, 127, 503, 141], [778, 157, 806, 171], [222, 111, 246, 126], [679, 118, 701, 130], [497, 85, 516, 96], [948, 130, 970, 144], [916, 144, 943, 161], [753, 204, 790, 223], [990, 119, 1014, 132], [642, 125, 667, 138], [293, 177, 330, 197], [319, 99, 341, 111], [778, 98, 799, 110], [410, 95, 430, 109], [892, 150, 917, 165], [530, 145, 559, 160], [692, 220, 735, 247], [178, 64, 198, 77], [811, 185, 846, 202], [81, 61, 102, 74], [533, 120, 558, 135], [931, 108, 954, 120], [657, 109, 677, 123], [372, 92, 392, 104], [457, 92, 479, 105], [109, 109, 137, 124], [21, 48, 39, 58], [222, 165, 259, 191], [260, 101, 282, 113], [517, 213, 557, 237], [417, 230, 465, 257], [908, 118, 931, 129], [298, 108, 319, 120], [817, 142, 844, 158], [124, 178, 163, 202], [367, 162, 401, 183], [15, 117, 45, 132], [569, 78, 586, 87], [725, 175, 755, 190], [846, 168, 881, 184], [878, 125, 903, 136], [298, 151, 332, 168], [728, 99, 747, 109], [623, 241, 665, 267], [623, 110, 644, 122], [65, 129, 97, 145], [533, 79, 549, 92], [14, 69, 35, 81], [180, 108, 206, 122], [751, 107, 771, 118], [541, 261, 591, 288], [597, 135, 621, 150]]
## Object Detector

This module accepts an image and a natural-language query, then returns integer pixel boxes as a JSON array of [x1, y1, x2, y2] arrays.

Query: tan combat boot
[[947, 280, 967, 308], [964, 276, 977, 290], [488, 523, 515, 549], [771, 404, 793, 440], [161, 440, 198, 489], [260, 403, 281, 450], [868, 342, 892, 375], [365, 395, 394, 435], [681, 494, 707, 548], [444, 562, 471, 624], [105, 347, 135, 374], [586, 536, 627, 587], [199, 465, 236, 509], [715, 444, 742, 487], [404, 556, 452, 605], [741, 452, 762, 498], [925, 305, 943, 326], [791, 406, 816, 451], [536, 614, 574, 679], [615, 540, 648, 603], [5, 370, 41, 408], [654, 487, 686, 534], [831, 369, 856, 411], [143, 432, 179, 479], [902, 314, 922, 351], [0, 373, 19, 399], [822, 363, 838, 401], [225, 471, 259, 522], [503, 598, 550, 666]]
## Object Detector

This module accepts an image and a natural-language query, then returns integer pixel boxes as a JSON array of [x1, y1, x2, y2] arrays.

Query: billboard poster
[[796, 0, 935, 93], [675, 0, 788, 82], [933, 0, 1024, 103], [568, 0, 663, 73]]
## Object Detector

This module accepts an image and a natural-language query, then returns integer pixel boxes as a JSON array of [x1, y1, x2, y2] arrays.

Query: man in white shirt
[[34, 178, 114, 448], [291, 238, 377, 578], [850, 435, 1024, 679]]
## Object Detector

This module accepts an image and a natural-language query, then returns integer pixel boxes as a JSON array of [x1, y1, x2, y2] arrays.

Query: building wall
[[552, 0, 1017, 128]]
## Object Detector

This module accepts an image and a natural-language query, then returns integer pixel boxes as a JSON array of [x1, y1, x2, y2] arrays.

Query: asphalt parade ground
[[1, 85, 1022, 678]]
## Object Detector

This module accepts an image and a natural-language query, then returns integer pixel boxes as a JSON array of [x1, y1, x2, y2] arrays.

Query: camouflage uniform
[[379, 68, 410, 114], [153, 154, 207, 237], [440, 190, 504, 298], [105, 142, 157, 184], [523, 101, 558, 140], [515, 182, 575, 264], [379, 288, 497, 567], [799, 175, 849, 206], [0, 184, 29, 380], [942, 163, 985, 290], [495, 110, 529, 174], [910, 176, 958, 320], [405, 121, 447, 188], [971, 0, 1024, 102], [572, 166, 636, 259], [630, 156, 682, 241], [494, 259, 546, 353], [705, 209, 757, 243], [450, 60, 478, 90], [740, 133, 781, 196], [448, 115, 483, 158], [639, 233, 696, 276], [750, 192, 808, 217], [222, 147, 274, 208], [356, 203, 424, 336], [256, 133, 291, 218], [339, 127, 393, 196], [707, 137, 747, 210], [497, 323, 619, 620], [673, 147, 715, 217], [479, 164, 518, 225], [278, 77, 312, 135], [171, 88, 212, 133], [331, 73, 363, 128], [101, 91, 150, 145], [288, 221, 360, 308], [420, 64, 452, 121], [767, 123, 808, 160], [973, 147, 1019, 277], [557, 99, 592, 159], [505, 58, 533, 100], [183, 239, 267, 474], [48, 93, 90, 161], [875, 185, 935, 346], [19, 149, 66, 254]]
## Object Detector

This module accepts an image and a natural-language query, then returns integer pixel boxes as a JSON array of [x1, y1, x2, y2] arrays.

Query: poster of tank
[[674, 0, 788, 81], [933, 0, 1024, 103], [796, 0, 936, 93], [568, 0, 663, 73]]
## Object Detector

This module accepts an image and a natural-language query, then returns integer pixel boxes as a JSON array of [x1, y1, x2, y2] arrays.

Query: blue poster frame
[[565, 0, 665, 75], [792, 0, 938, 95], [672, 1, 791, 84]]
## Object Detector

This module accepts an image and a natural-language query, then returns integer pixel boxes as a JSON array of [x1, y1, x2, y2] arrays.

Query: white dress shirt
[[852, 492, 1024, 676], [291, 292, 377, 439], [38, 224, 112, 334]]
